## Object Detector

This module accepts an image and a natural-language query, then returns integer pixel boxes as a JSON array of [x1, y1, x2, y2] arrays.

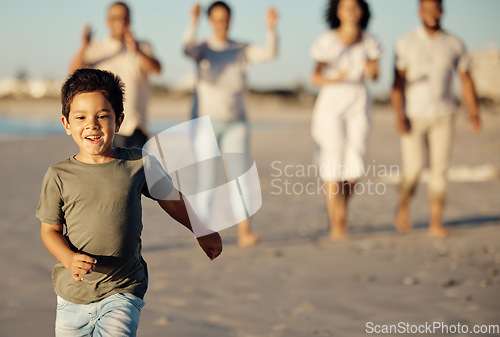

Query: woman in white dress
[[310, 0, 381, 241]]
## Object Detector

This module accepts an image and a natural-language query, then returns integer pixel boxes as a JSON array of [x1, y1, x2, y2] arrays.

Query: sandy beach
[[0, 97, 499, 337]]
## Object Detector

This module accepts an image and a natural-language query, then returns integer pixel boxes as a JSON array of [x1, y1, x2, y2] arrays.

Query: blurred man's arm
[[458, 70, 481, 133], [124, 29, 161, 75], [69, 25, 91, 73], [391, 68, 410, 134]]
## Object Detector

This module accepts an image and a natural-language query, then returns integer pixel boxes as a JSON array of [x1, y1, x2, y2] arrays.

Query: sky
[[0, 0, 499, 97]]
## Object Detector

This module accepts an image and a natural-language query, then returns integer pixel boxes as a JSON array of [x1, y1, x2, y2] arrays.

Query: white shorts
[[311, 84, 371, 182]]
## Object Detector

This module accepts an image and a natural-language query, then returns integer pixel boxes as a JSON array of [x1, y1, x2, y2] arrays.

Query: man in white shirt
[[69, 2, 161, 148], [391, 0, 480, 238]]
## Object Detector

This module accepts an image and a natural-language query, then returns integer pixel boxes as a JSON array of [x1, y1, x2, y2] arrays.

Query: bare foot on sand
[[329, 220, 348, 242], [395, 200, 412, 233], [238, 233, 260, 248], [428, 202, 448, 238], [329, 230, 348, 242], [428, 226, 450, 238], [237, 219, 260, 248]]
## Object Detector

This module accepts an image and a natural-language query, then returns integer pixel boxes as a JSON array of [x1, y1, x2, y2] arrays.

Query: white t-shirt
[[83, 36, 154, 136], [395, 27, 470, 118], [183, 24, 278, 120], [310, 30, 382, 84]]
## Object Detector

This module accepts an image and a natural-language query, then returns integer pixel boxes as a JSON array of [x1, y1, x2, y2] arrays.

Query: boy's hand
[[197, 232, 222, 260], [66, 253, 97, 282]]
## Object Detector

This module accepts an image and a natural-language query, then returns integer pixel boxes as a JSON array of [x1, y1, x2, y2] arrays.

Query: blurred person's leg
[[328, 101, 369, 241], [192, 120, 223, 224], [427, 114, 454, 238], [396, 117, 428, 232], [319, 117, 349, 240], [220, 120, 259, 247], [326, 180, 355, 241]]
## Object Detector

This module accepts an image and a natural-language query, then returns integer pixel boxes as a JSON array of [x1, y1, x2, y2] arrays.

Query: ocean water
[[0, 116, 295, 138], [0, 117, 181, 137]]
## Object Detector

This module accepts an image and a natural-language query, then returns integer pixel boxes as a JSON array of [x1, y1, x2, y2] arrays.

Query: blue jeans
[[55, 293, 145, 337]]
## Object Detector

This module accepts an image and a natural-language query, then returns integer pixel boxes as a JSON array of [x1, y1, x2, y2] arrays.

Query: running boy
[[36, 68, 222, 336]]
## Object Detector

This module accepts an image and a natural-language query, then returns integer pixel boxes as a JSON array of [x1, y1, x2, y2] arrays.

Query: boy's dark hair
[[110, 1, 131, 20], [207, 1, 231, 17], [325, 0, 371, 30], [61, 68, 125, 120]]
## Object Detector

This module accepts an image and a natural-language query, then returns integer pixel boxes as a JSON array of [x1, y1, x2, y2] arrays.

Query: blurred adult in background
[[183, 1, 279, 247], [392, 0, 480, 238], [310, 0, 381, 241], [69, 2, 161, 148]]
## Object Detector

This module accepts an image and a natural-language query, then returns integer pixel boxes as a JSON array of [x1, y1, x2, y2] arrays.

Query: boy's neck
[[74, 148, 119, 164]]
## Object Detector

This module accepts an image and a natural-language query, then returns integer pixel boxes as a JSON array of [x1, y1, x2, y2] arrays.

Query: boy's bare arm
[[40, 222, 96, 282], [391, 68, 410, 134], [157, 190, 222, 260], [458, 70, 481, 134]]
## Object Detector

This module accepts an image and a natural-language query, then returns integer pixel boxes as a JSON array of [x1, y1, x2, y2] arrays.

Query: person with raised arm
[[183, 1, 279, 247], [69, 2, 161, 148]]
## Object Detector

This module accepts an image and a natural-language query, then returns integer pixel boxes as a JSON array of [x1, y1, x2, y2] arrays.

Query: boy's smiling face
[[62, 91, 123, 164]]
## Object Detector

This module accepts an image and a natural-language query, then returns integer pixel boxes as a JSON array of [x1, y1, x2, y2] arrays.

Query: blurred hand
[[364, 59, 378, 79], [197, 232, 222, 260], [123, 28, 138, 52], [82, 25, 92, 48], [266, 7, 279, 30], [191, 3, 201, 24], [470, 114, 481, 134], [333, 71, 348, 83], [396, 117, 411, 134]]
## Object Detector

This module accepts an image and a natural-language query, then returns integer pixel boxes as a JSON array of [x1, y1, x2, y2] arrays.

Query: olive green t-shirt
[[36, 148, 173, 304]]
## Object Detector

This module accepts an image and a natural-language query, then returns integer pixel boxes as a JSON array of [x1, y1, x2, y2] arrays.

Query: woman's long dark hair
[[325, 0, 371, 30]]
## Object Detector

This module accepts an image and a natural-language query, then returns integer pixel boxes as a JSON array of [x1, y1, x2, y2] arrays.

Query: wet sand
[[0, 97, 499, 336]]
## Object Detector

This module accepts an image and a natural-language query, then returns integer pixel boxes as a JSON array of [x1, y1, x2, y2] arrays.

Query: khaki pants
[[399, 114, 455, 204]]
